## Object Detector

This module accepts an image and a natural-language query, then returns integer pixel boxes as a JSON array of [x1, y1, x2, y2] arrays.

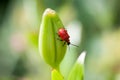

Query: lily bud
[[39, 8, 67, 69]]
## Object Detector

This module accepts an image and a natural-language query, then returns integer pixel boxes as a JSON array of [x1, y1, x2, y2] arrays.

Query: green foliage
[[68, 62, 83, 80]]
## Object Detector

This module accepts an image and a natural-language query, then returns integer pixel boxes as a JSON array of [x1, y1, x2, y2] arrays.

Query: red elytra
[[58, 28, 79, 47], [58, 28, 70, 45]]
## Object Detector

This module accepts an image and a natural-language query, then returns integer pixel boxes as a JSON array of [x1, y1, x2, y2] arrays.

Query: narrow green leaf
[[67, 52, 86, 80]]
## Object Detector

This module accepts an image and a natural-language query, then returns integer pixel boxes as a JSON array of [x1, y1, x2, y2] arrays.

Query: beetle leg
[[56, 32, 62, 41], [63, 41, 66, 46], [56, 33, 60, 37], [57, 38, 62, 41]]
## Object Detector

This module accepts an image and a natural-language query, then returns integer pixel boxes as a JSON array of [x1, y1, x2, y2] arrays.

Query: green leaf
[[39, 8, 67, 69], [67, 52, 86, 80]]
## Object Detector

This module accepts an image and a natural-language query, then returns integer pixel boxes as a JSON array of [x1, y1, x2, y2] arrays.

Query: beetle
[[58, 28, 70, 45], [57, 28, 78, 47]]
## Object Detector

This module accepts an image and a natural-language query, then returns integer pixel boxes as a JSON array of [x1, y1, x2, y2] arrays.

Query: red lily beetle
[[58, 28, 70, 45], [58, 28, 78, 47]]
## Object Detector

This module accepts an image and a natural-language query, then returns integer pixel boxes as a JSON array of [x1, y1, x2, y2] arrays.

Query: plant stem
[[51, 69, 64, 80]]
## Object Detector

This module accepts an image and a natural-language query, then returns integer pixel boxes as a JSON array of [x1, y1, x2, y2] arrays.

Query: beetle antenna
[[70, 43, 79, 47], [68, 45, 70, 51]]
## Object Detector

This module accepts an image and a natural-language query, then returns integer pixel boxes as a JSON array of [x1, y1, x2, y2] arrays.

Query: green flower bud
[[67, 52, 86, 80], [39, 8, 67, 69]]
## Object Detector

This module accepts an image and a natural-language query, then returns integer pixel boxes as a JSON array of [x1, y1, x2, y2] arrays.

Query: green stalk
[[52, 69, 64, 80]]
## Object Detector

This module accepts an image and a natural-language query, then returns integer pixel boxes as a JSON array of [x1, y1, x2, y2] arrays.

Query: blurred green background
[[0, 0, 120, 80]]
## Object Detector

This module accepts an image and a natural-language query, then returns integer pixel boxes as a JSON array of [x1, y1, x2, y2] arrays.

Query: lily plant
[[39, 8, 86, 80]]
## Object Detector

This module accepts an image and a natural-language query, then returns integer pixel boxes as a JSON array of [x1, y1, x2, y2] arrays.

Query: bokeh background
[[0, 0, 120, 80]]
